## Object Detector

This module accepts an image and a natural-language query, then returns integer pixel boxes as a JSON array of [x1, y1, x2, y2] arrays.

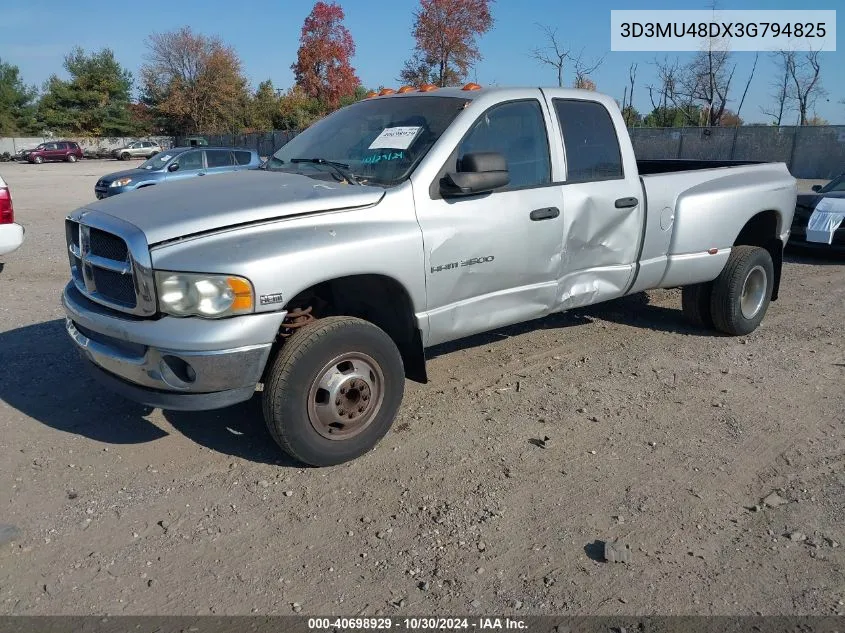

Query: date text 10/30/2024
[[307, 618, 528, 630]]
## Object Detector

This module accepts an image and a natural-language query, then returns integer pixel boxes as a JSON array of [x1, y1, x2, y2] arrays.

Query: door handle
[[615, 197, 638, 209], [530, 207, 560, 221], [198, 172, 206, 176]]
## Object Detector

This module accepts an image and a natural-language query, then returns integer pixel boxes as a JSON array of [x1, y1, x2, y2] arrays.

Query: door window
[[234, 151, 253, 166], [173, 151, 204, 171], [459, 100, 551, 189], [553, 99, 624, 182], [205, 150, 234, 168]]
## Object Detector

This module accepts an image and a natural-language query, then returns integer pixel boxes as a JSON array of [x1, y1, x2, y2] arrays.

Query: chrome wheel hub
[[307, 352, 384, 440], [740, 265, 767, 319]]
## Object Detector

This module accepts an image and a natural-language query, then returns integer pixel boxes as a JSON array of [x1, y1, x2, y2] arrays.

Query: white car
[[0, 175, 24, 256]]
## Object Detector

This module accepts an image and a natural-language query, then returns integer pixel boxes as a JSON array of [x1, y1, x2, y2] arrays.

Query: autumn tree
[[400, 0, 494, 87], [141, 27, 249, 134], [292, 2, 359, 110], [38, 48, 135, 136], [0, 58, 38, 135]]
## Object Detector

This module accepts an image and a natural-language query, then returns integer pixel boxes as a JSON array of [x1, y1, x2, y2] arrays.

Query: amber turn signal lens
[[227, 277, 254, 311], [397, 86, 415, 93], [417, 83, 438, 92], [462, 82, 482, 91]]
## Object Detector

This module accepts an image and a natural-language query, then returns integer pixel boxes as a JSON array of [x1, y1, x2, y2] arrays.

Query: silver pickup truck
[[62, 86, 797, 466]]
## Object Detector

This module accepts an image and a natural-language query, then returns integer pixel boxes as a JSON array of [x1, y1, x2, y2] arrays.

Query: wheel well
[[734, 210, 783, 301], [281, 275, 428, 383]]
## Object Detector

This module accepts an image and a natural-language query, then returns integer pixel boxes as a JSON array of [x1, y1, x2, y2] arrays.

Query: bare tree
[[530, 24, 570, 87], [734, 52, 758, 123], [530, 25, 604, 89], [621, 62, 638, 125], [760, 50, 794, 126], [787, 49, 825, 125], [646, 56, 686, 126], [676, 39, 736, 126], [571, 48, 605, 89]]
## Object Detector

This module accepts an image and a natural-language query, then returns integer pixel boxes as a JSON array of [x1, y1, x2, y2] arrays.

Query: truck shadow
[[427, 292, 703, 359], [0, 319, 296, 466]]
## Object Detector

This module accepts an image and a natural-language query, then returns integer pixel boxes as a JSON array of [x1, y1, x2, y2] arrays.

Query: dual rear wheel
[[682, 245, 775, 336]]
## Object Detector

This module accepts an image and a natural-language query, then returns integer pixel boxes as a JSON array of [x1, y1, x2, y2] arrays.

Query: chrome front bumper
[[62, 282, 286, 410]]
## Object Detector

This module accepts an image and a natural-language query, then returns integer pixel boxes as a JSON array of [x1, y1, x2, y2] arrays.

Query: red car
[[26, 141, 84, 164]]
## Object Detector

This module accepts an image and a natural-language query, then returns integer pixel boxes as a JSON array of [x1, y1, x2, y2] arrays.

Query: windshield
[[139, 151, 177, 170], [819, 175, 845, 193], [265, 96, 470, 186]]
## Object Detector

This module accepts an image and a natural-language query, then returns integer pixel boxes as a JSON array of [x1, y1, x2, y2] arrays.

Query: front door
[[166, 150, 205, 182], [415, 99, 565, 346]]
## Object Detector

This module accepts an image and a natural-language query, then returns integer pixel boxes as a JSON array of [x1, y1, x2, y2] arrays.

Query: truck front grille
[[66, 218, 155, 314]]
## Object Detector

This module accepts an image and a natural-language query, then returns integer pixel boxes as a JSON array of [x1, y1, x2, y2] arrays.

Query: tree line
[[0, 0, 838, 138]]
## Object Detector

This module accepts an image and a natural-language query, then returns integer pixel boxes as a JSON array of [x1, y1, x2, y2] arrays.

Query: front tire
[[262, 316, 405, 466], [119, 152, 130, 161], [32, 156, 43, 164], [710, 245, 774, 336]]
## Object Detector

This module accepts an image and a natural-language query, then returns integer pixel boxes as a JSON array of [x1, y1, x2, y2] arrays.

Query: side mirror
[[811, 184, 822, 192], [167, 163, 180, 172], [440, 152, 510, 197]]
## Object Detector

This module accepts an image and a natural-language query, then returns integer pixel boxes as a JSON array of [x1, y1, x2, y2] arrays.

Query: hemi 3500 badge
[[431, 255, 495, 274]]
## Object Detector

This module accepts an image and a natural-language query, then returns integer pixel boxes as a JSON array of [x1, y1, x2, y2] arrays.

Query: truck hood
[[85, 170, 385, 244]]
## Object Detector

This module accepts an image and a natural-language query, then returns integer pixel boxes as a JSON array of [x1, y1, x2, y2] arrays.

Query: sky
[[1, 0, 843, 124]]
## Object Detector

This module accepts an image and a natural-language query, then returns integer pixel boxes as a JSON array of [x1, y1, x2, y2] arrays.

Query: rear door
[[204, 149, 235, 175], [46, 143, 62, 160], [545, 97, 644, 310]]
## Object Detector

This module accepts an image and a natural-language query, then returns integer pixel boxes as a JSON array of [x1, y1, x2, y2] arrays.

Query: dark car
[[94, 147, 261, 198], [790, 174, 845, 253], [27, 141, 84, 164]]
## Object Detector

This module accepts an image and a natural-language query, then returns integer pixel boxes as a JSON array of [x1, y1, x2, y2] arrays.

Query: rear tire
[[262, 316, 405, 467], [710, 245, 774, 336], [67, 154, 77, 163], [681, 282, 714, 328]]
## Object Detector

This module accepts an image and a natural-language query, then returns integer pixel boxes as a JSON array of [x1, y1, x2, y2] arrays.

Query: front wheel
[[32, 156, 43, 164], [710, 245, 774, 336], [119, 152, 130, 161], [262, 316, 405, 466]]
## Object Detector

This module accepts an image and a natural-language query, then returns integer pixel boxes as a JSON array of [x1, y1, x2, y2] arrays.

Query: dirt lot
[[0, 160, 843, 616]]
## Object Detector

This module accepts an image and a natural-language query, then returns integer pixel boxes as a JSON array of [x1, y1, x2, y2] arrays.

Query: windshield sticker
[[161, 154, 172, 161], [368, 126, 421, 150], [362, 151, 405, 165]]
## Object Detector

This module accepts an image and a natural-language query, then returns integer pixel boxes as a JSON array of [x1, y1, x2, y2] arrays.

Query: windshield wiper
[[291, 158, 360, 185]]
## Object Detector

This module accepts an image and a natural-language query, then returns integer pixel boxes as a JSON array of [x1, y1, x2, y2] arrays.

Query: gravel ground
[[0, 160, 843, 616]]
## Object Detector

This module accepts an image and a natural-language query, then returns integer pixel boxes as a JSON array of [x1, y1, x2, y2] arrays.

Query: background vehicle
[[790, 174, 845, 253], [62, 86, 796, 467], [94, 147, 261, 198], [183, 136, 208, 147], [112, 141, 163, 161], [0, 174, 24, 256], [27, 141, 83, 164]]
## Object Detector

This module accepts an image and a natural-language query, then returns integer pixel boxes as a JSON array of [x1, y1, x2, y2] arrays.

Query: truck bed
[[636, 159, 763, 175]]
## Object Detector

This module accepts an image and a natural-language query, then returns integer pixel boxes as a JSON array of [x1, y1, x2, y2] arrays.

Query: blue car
[[94, 147, 261, 198]]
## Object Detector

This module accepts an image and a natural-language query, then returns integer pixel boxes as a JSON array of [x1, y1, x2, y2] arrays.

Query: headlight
[[111, 177, 132, 187], [154, 272, 254, 318]]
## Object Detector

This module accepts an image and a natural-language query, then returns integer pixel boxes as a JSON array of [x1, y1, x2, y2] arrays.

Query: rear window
[[206, 150, 233, 168], [553, 99, 623, 182], [234, 151, 253, 166]]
